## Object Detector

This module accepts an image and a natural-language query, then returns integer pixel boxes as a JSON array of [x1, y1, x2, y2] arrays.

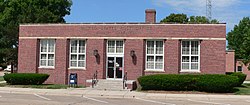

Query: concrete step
[[86, 79, 129, 91]]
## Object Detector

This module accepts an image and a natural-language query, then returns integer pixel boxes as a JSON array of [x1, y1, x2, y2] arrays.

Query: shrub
[[138, 74, 239, 93], [227, 72, 246, 86], [3, 73, 49, 85]]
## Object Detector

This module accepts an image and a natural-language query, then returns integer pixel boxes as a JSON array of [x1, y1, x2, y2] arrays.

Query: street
[[0, 92, 250, 105]]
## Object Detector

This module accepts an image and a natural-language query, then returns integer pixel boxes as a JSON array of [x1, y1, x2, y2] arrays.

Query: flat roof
[[20, 22, 226, 26]]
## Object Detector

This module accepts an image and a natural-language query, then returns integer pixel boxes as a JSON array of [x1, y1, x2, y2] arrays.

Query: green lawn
[[234, 83, 250, 95], [0, 83, 85, 89]]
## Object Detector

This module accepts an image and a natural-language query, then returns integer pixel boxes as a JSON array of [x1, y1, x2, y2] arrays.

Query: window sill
[[180, 70, 200, 73], [38, 67, 55, 69], [144, 69, 165, 72], [68, 67, 86, 70]]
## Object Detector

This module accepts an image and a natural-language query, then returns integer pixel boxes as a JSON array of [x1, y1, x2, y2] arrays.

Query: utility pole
[[206, 0, 212, 20]]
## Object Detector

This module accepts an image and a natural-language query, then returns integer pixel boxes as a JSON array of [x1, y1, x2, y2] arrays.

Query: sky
[[65, 0, 250, 33]]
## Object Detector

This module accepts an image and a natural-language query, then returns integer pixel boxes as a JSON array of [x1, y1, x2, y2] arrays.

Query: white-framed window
[[69, 40, 86, 69], [146, 40, 164, 71], [39, 39, 55, 68], [181, 40, 200, 71], [107, 40, 124, 54]]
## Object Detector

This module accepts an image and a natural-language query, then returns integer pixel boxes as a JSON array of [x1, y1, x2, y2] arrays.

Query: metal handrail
[[123, 71, 127, 89], [92, 70, 98, 88]]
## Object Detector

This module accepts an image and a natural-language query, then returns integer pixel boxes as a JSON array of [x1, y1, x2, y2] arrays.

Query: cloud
[[153, 0, 250, 32]]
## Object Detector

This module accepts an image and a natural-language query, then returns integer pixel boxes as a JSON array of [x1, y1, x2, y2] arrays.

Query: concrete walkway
[[0, 87, 249, 99]]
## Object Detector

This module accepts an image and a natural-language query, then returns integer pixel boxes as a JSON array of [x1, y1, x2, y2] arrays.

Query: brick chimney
[[145, 9, 156, 23]]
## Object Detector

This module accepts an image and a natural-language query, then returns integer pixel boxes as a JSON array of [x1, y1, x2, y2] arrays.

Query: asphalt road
[[0, 93, 250, 105]]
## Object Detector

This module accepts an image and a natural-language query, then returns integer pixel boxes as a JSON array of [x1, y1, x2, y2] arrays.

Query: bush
[[138, 74, 239, 93], [3, 73, 49, 85], [227, 72, 246, 86]]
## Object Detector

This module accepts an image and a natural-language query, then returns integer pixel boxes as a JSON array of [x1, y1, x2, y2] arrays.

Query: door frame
[[106, 40, 124, 80], [106, 55, 124, 80]]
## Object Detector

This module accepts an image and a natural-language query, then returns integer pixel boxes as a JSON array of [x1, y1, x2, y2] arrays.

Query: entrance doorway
[[107, 56, 123, 79], [106, 40, 124, 80]]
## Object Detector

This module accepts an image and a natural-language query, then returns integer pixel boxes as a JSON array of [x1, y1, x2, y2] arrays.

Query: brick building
[[226, 50, 250, 80], [18, 9, 226, 88]]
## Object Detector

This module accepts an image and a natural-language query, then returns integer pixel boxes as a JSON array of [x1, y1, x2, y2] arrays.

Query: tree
[[0, 0, 72, 69], [160, 13, 188, 23], [160, 13, 219, 24], [227, 17, 250, 64]]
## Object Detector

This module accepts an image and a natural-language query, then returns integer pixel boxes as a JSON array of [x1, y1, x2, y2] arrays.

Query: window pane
[[182, 63, 189, 70], [155, 56, 163, 62], [155, 63, 163, 69], [70, 61, 77, 67], [108, 41, 115, 53], [191, 63, 198, 70], [146, 56, 154, 69], [40, 60, 46, 66], [78, 61, 85, 67], [71, 55, 77, 60], [147, 56, 154, 62], [71, 40, 77, 53], [182, 41, 190, 55], [48, 60, 54, 66], [78, 55, 85, 60], [79, 40, 85, 53], [182, 56, 189, 62], [41, 54, 47, 59], [191, 41, 199, 55], [48, 40, 55, 52], [147, 41, 154, 54], [41, 40, 47, 52], [156, 41, 163, 54], [116, 41, 123, 53], [48, 54, 54, 60], [191, 56, 198, 62]]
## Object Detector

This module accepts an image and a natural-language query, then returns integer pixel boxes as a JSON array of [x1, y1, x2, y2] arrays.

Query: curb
[[0, 87, 250, 99]]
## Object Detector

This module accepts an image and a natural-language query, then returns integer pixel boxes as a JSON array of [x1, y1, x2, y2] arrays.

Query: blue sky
[[65, 0, 250, 33]]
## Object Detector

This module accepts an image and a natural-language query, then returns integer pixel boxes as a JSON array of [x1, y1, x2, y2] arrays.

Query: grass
[[0, 83, 85, 89], [234, 83, 250, 95], [0, 76, 4, 81]]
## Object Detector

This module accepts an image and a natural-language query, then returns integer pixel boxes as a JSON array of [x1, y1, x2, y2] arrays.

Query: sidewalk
[[0, 87, 250, 99]]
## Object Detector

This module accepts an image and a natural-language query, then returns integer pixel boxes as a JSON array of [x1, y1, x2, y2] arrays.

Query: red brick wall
[[200, 40, 226, 74], [124, 39, 144, 80], [19, 24, 226, 38], [236, 61, 250, 80], [226, 51, 235, 72], [18, 39, 38, 73]]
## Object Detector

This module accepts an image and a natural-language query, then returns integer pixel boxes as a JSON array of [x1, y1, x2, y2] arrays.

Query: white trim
[[20, 23, 226, 26], [145, 40, 164, 71], [144, 69, 165, 72], [69, 40, 86, 68], [68, 67, 86, 70], [180, 40, 200, 72], [19, 37, 226, 40], [39, 39, 55, 68], [106, 40, 124, 80]]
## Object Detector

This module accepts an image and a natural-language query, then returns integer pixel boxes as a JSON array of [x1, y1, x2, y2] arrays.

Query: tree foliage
[[160, 13, 188, 23], [160, 13, 219, 24], [227, 17, 250, 64], [0, 0, 72, 67]]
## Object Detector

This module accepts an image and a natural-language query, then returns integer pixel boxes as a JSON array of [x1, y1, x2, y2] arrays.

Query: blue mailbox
[[69, 73, 77, 85]]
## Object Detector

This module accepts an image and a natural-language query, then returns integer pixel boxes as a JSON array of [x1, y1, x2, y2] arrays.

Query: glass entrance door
[[107, 57, 123, 79]]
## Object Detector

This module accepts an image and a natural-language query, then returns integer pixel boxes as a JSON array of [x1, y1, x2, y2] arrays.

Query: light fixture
[[130, 50, 135, 57], [93, 49, 98, 57]]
